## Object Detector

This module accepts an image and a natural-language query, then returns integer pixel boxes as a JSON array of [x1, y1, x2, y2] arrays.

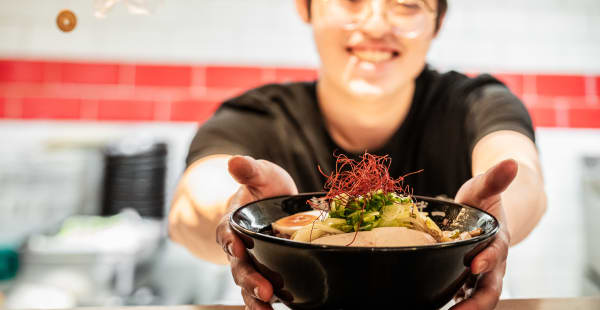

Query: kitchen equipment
[[102, 141, 167, 218], [582, 156, 600, 289]]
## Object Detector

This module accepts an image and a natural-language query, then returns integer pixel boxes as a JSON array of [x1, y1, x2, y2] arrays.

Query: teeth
[[352, 50, 394, 63]]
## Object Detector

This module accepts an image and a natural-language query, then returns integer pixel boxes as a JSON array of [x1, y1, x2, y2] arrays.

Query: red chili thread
[[306, 152, 423, 245], [320, 152, 419, 201]]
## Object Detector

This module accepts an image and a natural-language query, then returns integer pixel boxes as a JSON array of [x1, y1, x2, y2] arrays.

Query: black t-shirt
[[187, 67, 534, 198]]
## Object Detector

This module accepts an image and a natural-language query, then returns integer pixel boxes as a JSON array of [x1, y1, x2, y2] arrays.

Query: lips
[[347, 46, 400, 63]]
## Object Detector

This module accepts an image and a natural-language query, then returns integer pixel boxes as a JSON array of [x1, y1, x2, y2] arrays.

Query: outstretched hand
[[215, 156, 298, 310], [451, 159, 518, 310]]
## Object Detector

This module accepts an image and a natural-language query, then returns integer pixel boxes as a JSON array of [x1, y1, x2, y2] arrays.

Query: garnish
[[278, 153, 477, 246], [298, 153, 441, 245]]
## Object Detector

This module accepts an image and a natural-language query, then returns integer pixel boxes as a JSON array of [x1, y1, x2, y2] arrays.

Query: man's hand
[[451, 159, 518, 310], [216, 156, 298, 310]]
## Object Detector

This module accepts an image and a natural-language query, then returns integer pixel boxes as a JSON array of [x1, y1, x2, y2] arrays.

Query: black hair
[[306, 0, 448, 32]]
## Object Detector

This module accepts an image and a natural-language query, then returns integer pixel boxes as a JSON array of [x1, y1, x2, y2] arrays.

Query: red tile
[[527, 105, 556, 128], [275, 68, 318, 83], [80, 100, 98, 120], [135, 65, 191, 87], [0, 60, 44, 83], [21, 97, 81, 119], [494, 73, 523, 97], [118, 64, 136, 85], [522, 74, 537, 96], [569, 107, 600, 128], [206, 66, 263, 88], [536, 74, 586, 97], [62, 62, 120, 84], [596, 77, 600, 96], [98, 99, 155, 121], [170, 99, 220, 122], [0, 97, 4, 118], [190, 66, 206, 87], [562, 97, 588, 108], [42, 62, 62, 83]]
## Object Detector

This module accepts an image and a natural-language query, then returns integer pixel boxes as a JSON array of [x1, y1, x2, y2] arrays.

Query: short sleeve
[[464, 84, 535, 155], [185, 100, 274, 167]]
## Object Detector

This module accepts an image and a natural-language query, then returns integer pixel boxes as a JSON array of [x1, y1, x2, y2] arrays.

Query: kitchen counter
[[79, 297, 600, 310]]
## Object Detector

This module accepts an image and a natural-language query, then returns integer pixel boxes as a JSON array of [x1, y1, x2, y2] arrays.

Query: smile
[[346, 47, 400, 63]]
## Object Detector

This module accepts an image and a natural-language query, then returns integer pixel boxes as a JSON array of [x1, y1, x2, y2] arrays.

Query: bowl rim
[[230, 192, 500, 251]]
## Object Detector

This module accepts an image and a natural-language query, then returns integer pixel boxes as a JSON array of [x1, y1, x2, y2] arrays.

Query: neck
[[317, 76, 415, 153]]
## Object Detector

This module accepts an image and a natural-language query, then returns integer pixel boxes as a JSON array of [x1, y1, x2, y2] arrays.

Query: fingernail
[[475, 261, 489, 274], [253, 287, 261, 300], [224, 242, 233, 257]]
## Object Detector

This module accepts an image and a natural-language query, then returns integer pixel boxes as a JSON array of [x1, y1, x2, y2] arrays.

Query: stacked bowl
[[102, 142, 167, 218]]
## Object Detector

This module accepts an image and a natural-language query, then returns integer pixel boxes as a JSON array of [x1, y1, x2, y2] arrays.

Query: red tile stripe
[[0, 59, 599, 128], [21, 97, 81, 120]]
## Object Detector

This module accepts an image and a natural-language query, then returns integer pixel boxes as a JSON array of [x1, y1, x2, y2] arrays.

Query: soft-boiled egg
[[272, 210, 323, 236]]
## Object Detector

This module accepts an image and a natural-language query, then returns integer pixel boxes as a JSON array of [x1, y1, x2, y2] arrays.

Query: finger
[[232, 257, 274, 303], [470, 235, 509, 275], [228, 155, 262, 185], [215, 215, 248, 259], [455, 159, 518, 206], [228, 156, 298, 198], [241, 288, 273, 310], [450, 267, 503, 310]]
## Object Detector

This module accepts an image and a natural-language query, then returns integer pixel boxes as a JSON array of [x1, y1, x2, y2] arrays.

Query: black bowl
[[230, 193, 499, 310]]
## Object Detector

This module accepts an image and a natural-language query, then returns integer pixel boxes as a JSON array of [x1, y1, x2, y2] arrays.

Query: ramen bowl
[[230, 192, 499, 310]]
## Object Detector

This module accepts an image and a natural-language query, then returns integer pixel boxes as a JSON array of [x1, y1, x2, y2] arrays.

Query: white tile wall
[[429, 0, 600, 74], [0, 0, 599, 73]]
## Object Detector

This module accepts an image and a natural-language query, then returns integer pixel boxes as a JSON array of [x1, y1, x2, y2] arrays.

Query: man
[[169, 0, 547, 309]]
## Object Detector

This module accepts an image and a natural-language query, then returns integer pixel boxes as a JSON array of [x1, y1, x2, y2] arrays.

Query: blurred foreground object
[[94, 0, 163, 18], [56, 10, 77, 32]]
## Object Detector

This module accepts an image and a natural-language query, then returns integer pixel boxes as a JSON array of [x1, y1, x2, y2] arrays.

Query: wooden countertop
[[80, 297, 600, 310]]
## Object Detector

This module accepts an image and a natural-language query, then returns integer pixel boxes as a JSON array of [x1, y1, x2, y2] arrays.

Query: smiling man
[[168, 0, 547, 309]]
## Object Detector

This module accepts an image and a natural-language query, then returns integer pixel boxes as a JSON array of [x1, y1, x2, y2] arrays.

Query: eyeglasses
[[319, 0, 436, 38]]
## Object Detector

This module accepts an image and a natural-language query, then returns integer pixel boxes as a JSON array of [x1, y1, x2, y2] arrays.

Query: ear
[[295, 0, 310, 23], [433, 10, 446, 37]]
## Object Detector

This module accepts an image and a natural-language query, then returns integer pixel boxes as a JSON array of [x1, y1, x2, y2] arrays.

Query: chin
[[343, 78, 404, 98]]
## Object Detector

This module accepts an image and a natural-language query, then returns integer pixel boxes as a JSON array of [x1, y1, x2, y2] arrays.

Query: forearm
[[168, 186, 230, 265], [471, 131, 547, 246], [168, 155, 238, 265], [501, 161, 547, 245]]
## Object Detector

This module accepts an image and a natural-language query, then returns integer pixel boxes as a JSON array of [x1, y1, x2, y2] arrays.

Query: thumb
[[455, 159, 518, 207], [228, 155, 298, 199]]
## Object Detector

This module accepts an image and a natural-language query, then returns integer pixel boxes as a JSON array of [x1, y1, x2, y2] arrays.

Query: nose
[[359, 0, 391, 38]]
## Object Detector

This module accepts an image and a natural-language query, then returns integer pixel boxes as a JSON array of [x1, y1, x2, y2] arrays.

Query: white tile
[[0, 0, 596, 71]]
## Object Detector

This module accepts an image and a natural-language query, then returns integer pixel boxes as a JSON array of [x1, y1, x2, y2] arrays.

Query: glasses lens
[[388, 0, 430, 37], [321, 0, 434, 37], [389, 0, 431, 16]]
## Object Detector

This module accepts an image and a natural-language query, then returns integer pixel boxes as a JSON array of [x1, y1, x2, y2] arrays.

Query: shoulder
[[216, 81, 317, 115], [187, 82, 316, 165], [420, 67, 508, 103]]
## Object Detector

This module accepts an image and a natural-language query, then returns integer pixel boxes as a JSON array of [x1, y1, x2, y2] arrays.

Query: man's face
[[307, 0, 440, 97]]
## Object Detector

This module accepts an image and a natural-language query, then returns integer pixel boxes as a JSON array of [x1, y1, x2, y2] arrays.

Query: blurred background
[[0, 0, 599, 308]]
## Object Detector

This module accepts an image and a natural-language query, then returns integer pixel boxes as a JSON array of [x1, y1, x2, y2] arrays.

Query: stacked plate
[[102, 142, 167, 218]]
